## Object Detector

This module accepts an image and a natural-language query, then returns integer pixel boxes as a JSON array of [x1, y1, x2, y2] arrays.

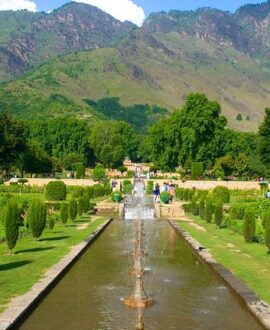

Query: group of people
[[153, 182, 175, 203]]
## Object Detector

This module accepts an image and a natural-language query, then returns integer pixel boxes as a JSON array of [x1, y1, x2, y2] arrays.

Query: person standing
[[169, 184, 175, 201], [153, 185, 160, 203]]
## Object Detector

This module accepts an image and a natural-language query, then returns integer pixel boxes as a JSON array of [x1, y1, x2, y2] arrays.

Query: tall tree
[[0, 111, 28, 171], [259, 108, 270, 167]]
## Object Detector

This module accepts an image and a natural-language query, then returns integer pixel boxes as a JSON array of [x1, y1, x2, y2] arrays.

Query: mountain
[[0, 2, 135, 81], [1, 2, 270, 131], [143, 2, 270, 57]]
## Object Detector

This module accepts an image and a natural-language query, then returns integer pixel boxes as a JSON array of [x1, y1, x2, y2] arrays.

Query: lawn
[[178, 216, 270, 304], [0, 215, 106, 312]]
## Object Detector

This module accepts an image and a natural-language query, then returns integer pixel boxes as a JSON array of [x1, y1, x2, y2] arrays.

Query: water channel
[[15, 181, 265, 330]]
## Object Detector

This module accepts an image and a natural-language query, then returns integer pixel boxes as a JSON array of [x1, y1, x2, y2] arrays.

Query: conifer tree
[[60, 203, 68, 224], [264, 210, 270, 253], [214, 203, 223, 228], [69, 199, 77, 222], [243, 209, 256, 242], [28, 200, 47, 240], [5, 201, 19, 255]]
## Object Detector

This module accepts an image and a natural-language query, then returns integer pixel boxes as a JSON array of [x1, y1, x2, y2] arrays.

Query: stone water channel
[[15, 180, 265, 330]]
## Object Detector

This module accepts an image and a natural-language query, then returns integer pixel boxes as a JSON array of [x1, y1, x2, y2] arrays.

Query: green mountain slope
[[1, 29, 270, 130], [0, 2, 135, 81], [1, 2, 270, 131]]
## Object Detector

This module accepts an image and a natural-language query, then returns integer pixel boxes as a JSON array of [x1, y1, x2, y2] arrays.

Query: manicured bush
[[196, 190, 208, 202], [264, 210, 270, 253], [199, 200, 205, 220], [191, 196, 199, 216], [86, 184, 111, 199], [5, 201, 19, 255], [183, 189, 189, 201], [214, 203, 223, 228], [82, 192, 90, 213], [48, 214, 57, 230], [229, 205, 245, 220], [75, 163, 85, 179], [175, 188, 184, 201], [205, 197, 213, 223], [188, 189, 195, 201], [69, 199, 77, 222], [60, 203, 69, 224], [78, 197, 84, 217], [182, 203, 191, 214], [117, 165, 128, 173], [45, 181, 67, 201], [68, 186, 85, 198], [122, 180, 133, 194], [112, 191, 122, 203], [191, 162, 204, 180], [146, 181, 154, 195], [212, 186, 230, 203], [243, 209, 256, 242], [160, 191, 170, 204], [92, 165, 106, 182], [28, 200, 47, 240]]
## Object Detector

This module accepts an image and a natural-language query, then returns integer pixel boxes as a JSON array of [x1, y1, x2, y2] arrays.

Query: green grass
[[178, 216, 270, 304], [0, 215, 107, 312]]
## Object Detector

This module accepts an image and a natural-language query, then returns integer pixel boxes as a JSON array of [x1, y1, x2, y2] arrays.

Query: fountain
[[124, 179, 154, 330], [14, 177, 266, 330]]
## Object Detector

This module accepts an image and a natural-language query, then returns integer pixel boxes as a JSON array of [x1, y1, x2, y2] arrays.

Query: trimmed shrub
[[183, 189, 189, 201], [182, 203, 191, 214], [68, 186, 85, 198], [48, 214, 57, 230], [69, 199, 77, 222], [5, 201, 19, 254], [78, 197, 84, 217], [86, 184, 111, 199], [60, 203, 69, 224], [264, 210, 270, 253], [212, 186, 230, 203], [188, 189, 195, 201], [199, 200, 205, 220], [191, 162, 203, 180], [122, 180, 133, 194], [160, 191, 170, 204], [197, 190, 208, 202], [75, 163, 85, 179], [191, 196, 199, 216], [214, 203, 223, 228], [28, 200, 47, 240], [229, 205, 245, 220], [112, 191, 122, 203], [92, 165, 106, 182], [205, 197, 213, 223], [82, 193, 90, 213], [243, 209, 256, 242], [146, 181, 154, 195], [46, 181, 67, 201], [175, 188, 184, 201]]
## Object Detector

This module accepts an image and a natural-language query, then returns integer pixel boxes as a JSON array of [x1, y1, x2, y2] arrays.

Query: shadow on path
[[39, 236, 70, 242], [0, 260, 33, 271], [15, 247, 55, 254]]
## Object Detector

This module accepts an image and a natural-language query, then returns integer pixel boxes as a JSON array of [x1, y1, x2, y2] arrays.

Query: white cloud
[[74, 0, 145, 26], [0, 0, 37, 11]]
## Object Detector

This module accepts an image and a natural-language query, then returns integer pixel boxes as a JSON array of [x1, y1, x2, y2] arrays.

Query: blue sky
[[0, 0, 265, 26], [35, 0, 263, 14]]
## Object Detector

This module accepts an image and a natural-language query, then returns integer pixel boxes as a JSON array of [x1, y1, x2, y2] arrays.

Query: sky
[[0, 0, 265, 26]]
